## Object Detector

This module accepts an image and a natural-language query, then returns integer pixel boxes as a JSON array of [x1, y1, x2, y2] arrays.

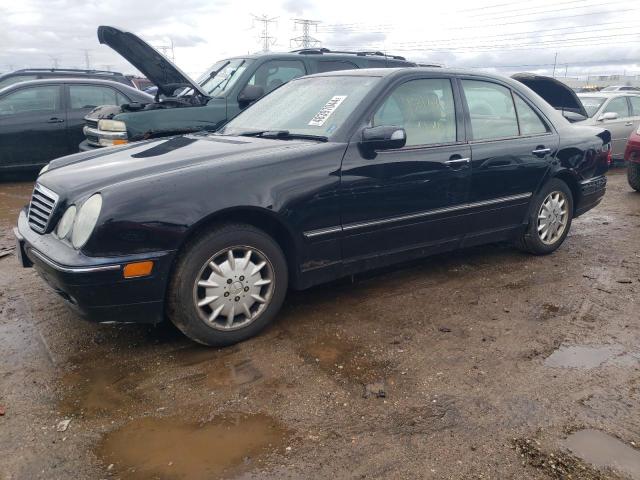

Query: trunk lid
[[512, 73, 588, 118], [97, 25, 208, 98]]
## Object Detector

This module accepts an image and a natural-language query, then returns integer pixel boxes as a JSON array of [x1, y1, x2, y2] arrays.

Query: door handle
[[625, 122, 634, 126], [532, 147, 551, 157], [444, 157, 470, 166], [47, 117, 64, 123]]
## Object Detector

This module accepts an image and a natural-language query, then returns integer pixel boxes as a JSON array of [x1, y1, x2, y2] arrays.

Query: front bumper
[[575, 175, 607, 218], [15, 209, 175, 324]]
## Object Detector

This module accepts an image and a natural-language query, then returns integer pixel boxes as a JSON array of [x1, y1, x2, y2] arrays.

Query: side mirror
[[598, 111, 618, 121], [562, 111, 587, 123], [360, 126, 407, 152], [238, 85, 264, 106]]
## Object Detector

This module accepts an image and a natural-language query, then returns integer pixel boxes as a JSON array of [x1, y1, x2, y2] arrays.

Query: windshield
[[220, 75, 380, 138], [579, 96, 606, 117], [601, 86, 618, 92], [198, 59, 250, 97]]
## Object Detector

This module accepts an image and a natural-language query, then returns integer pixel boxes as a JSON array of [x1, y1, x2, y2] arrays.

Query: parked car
[[15, 67, 610, 346], [0, 78, 152, 172], [601, 85, 640, 92], [575, 92, 640, 159], [624, 128, 640, 191], [0, 68, 135, 90], [80, 25, 416, 150]]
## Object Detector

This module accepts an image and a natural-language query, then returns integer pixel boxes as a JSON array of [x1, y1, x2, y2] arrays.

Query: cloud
[[282, 0, 314, 15]]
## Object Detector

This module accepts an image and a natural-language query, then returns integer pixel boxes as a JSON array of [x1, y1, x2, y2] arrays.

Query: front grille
[[28, 184, 59, 233], [85, 118, 98, 129]]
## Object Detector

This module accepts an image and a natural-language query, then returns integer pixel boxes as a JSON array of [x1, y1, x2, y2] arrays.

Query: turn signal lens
[[123, 261, 154, 278], [112, 139, 128, 145]]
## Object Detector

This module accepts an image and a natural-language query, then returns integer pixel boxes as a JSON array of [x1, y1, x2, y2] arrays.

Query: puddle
[[98, 413, 289, 480], [299, 334, 388, 384], [184, 358, 264, 389], [59, 363, 145, 416], [544, 344, 639, 369], [0, 182, 32, 227], [565, 429, 640, 479]]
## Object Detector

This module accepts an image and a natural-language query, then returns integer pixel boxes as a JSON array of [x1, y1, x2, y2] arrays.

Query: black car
[[0, 68, 135, 90], [81, 25, 416, 150], [15, 67, 610, 346], [0, 78, 152, 172]]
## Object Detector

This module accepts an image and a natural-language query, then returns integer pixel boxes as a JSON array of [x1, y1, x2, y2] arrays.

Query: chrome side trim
[[343, 192, 533, 232], [303, 192, 533, 239], [303, 226, 343, 239], [29, 249, 121, 274]]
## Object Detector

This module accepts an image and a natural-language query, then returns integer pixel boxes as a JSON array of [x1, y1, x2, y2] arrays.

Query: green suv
[[80, 26, 416, 150]]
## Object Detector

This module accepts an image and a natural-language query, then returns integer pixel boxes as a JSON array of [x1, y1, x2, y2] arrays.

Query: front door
[[600, 96, 633, 157], [340, 77, 471, 261], [459, 79, 558, 234], [0, 84, 67, 170]]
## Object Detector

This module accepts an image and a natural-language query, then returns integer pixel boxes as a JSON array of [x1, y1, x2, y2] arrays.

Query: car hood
[[512, 73, 588, 117], [40, 134, 320, 198], [97, 25, 208, 98]]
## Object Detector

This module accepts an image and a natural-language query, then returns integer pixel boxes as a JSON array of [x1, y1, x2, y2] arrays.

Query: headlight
[[98, 119, 127, 132], [71, 194, 102, 249], [39, 163, 50, 175], [56, 205, 77, 239]]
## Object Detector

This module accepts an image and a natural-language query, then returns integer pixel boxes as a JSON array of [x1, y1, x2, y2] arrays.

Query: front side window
[[514, 95, 549, 135], [0, 86, 61, 116], [247, 60, 306, 94], [69, 85, 125, 109], [462, 80, 518, 140], [604, 97, 630, 118], [373, 78, 456, 146], [220, 75, 379, 138]]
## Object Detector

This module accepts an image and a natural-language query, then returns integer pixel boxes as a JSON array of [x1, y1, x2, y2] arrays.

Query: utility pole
[[252, 14, 278, 52], [291, 18, 321, 49], [81, 49, 91, 70], [552, 52, 558, 78]]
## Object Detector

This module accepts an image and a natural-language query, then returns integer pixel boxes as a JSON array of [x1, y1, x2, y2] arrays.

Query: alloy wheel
[[537, 191, 569, 245]]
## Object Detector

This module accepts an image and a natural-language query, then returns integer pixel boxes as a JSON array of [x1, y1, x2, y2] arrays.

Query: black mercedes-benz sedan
[[14, 68, 610, 346]]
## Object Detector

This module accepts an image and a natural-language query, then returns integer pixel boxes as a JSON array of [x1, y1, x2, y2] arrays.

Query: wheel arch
[[172, 206, 302, 288], [552, 169, 581, 213]]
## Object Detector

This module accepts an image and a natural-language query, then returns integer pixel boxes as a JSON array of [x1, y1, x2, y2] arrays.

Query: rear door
[[460, 78, 558, 235], [600, 96, 633, 157], [627, 96, 640, 139], [0, 84, 67, 169], [65, 83, 130, 153]]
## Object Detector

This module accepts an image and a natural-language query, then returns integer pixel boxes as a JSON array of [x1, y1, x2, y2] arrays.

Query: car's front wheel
[[515, 178, 574, 255], [167, 223, 288, 346], [628, 163, 640, 192]]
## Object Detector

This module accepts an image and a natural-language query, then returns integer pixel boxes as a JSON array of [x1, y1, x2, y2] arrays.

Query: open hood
[[512, 73, 587, 118], [97, 25, 208, 98]]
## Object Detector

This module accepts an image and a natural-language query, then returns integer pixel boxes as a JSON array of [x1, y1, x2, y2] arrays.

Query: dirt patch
[[97, 413, 290, 480]]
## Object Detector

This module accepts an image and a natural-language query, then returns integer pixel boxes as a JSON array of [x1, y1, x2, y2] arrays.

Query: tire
[[167, 223, 288, 346], [628, 163, 640, 192], [515, 178, 574, 255]]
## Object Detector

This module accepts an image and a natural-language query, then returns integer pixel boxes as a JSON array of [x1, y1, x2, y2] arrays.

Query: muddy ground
[[1, 169, 639, 480]]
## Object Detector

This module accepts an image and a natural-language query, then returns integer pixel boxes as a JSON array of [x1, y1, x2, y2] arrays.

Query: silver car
[[577, 92, 640, 158]]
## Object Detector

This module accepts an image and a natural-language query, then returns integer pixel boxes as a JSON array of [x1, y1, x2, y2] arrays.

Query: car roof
[[0, 68, 126, 77], [0, 78, 153, 98], [303, 66, 508, 79], [578, 91, 640, 97], [226, 51, 414, 63]]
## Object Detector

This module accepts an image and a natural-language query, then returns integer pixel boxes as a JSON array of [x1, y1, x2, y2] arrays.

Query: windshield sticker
[[308, 95, 347, 126]]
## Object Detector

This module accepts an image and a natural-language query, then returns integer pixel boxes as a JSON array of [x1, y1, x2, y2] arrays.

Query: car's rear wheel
[[167, 223, 288, 346], [515, 178, 573, 255], [628, 163, 640, 192]]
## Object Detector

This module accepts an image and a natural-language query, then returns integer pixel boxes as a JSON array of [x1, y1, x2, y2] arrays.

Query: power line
[[291, 18, 321, 49], [252, 14, 278, 52]]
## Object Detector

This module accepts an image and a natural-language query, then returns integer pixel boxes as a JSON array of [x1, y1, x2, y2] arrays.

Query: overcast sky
[[1, 0, 639, 81]]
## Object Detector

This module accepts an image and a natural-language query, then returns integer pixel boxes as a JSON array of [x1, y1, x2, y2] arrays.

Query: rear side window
[[462, 80, 518, 140], [514, 95, 549, 135], [604, 97, 630, 117], [0, 86, 61, 115], [69, 85, 127, 109], [630, 96, 640, 115], [316, 60, 358, 73], [247, 60, 306, 94], [373, 78, 456, 146]]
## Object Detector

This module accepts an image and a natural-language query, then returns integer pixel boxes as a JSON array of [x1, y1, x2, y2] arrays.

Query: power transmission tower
[[291, 18, 321, 49], [49, 56, 60, 68], [154, 39, 175, 62], [252, 14, 278, 52], [81, 49, 91, 69]]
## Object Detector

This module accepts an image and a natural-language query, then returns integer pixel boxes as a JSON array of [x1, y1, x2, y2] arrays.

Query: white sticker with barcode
[[308, 95, 347, 126]]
